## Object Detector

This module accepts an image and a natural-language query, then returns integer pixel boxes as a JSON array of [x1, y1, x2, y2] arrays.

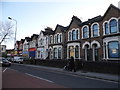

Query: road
[[2, 64, 119, 88]]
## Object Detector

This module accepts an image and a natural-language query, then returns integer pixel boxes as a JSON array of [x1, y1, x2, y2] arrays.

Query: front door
[[93, 44, 98, 61]]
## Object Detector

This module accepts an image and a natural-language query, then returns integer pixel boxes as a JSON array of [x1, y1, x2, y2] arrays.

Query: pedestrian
[[69, 56, 76, 72]]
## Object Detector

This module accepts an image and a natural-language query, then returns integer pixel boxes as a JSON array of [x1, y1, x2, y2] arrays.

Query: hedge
[[23, 59, 120, 75]]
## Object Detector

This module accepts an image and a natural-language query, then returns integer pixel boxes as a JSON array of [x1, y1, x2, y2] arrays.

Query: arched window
[[69, 32, 71, 41], [104, 22, 109, 34], [57, 34, 59, 43], [118, 19, 120, 32], [60, 34, 62, 42], [83, 26, 89, 38], [108, 41, 119, 58], [58, 47, 62, 59], [53, 48, 57, 59], [69, 46, 74, 58], [75, 45, 79, 58], [109, 19, 117, 33], [72, 30, 76, 40], [92, 24, 99, 37], [55, 35, 57, 44], [76, 30, 79, 39], [50, 36, 53, 44]]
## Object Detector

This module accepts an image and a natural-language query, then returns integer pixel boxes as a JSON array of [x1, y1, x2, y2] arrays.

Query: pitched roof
[[79, 15, 102, 26], [25, 37, 31, 42], [31, 34, 39, 40], [102, 4, 120, 19], [45, 27, 54, 35], [79, 4, 120, 26], [54, 24, 67, 32], [67, 15, 82, 31]]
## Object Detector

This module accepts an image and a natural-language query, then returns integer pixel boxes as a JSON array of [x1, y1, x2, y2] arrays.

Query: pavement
[[15, 63, 120, 83]]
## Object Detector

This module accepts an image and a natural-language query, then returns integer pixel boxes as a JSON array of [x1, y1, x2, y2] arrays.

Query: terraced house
[[37, 27, 54, 59], [28, 34, 38, 59], [22, 37, 31, 58], [50, 24, 67, 60], [66, 16, 82, 60], [80, 4, 120, 61], [66, 4, 120, 61], [17, 4, 120, 61]]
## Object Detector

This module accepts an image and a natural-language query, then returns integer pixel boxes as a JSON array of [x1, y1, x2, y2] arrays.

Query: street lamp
[[8, 17, 17, 56]]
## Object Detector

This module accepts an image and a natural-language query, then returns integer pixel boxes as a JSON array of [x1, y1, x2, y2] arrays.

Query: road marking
[[25, 73, 54, 83], [3, 68, 7, 73], [14, 63, 119, 84]]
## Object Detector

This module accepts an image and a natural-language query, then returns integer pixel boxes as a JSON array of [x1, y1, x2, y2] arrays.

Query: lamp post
[[8, 17, 17, 56]]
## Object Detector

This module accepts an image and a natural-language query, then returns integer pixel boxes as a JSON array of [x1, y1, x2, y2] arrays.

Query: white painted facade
[[37, 31, 49, 59]]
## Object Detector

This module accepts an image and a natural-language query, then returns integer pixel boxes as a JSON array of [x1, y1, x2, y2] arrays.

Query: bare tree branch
[[0, 21, 14, 44]]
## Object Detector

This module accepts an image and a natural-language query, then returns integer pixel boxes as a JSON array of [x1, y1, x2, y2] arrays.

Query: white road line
[[25, 73, 54, 83], [14, 63, 119, 84], [3, 68, 7, 73]]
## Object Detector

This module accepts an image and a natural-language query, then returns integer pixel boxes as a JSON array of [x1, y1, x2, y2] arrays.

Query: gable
[[54, 26, 61, 33], [103, 4, 120, 20]]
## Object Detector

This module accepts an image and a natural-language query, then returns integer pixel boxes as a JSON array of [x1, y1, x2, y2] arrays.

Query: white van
[[14, 57, 23, 63]]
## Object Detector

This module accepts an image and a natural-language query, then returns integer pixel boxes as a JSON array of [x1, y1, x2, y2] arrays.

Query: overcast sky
[[1, 0, 120, 49]]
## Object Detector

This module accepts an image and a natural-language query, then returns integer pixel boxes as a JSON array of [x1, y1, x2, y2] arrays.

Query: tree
[[0, 21, 14, 58], [0, 21, 14, 44]]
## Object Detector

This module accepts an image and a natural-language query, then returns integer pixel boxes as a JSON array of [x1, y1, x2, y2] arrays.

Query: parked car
[[0, 58, 11, 67], [14, 56, 23, 64]]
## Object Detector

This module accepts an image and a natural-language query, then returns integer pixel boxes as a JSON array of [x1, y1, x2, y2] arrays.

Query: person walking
[[69, 56, 76, 72]]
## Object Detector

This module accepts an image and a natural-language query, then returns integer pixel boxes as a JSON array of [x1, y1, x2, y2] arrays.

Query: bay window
[[108, 41, 119, 58]]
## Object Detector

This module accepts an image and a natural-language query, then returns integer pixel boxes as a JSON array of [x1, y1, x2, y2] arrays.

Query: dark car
[[0, 58, 11, 67]]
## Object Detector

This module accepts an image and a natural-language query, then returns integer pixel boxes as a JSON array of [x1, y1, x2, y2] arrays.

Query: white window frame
[[91, 22, 100, 37], [50, 35, 53, 44], [68, 28, 80, 41], [103, 21, 110, 35], [82, 25, 89, 39], [103, 36, 120, 60], [67, 43, 80, 59]]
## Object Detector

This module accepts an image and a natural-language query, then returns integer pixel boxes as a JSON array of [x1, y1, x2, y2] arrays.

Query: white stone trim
[[103, 21, 109, 35], [91, 22, 100, 37], [68, 28, 80, 41], [50, 35, 53, 44], [103, 17, 120, 36], [91, 40, 100, 48], [103, 36, 120, 60], [81, 25, 89, 39], [67, 42, 80, 59], [82, 41, 90, 49], [108, 17, 118, 33], [53, 45, 62, 59]]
